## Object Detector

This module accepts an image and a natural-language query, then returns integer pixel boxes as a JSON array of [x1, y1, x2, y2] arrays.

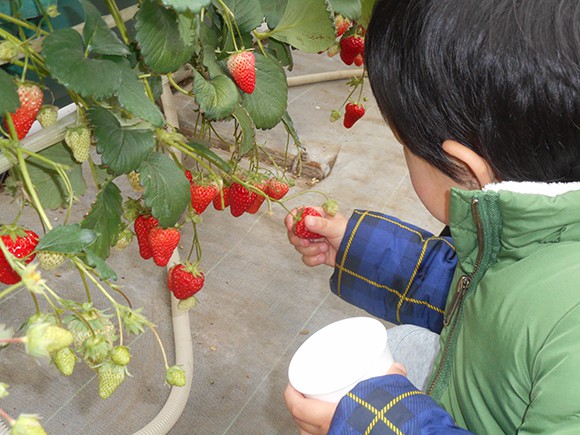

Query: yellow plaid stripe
[[347, 390, 426, 435], [336, 211, 451, 316]]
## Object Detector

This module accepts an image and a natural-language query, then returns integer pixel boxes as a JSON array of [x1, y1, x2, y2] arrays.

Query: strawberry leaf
[[282, 111, 302, 147], [83, 248, 118, 281], [35, 224, 97, 254], [135, 0, 196, 74], [24, 142, 87, 209], [269, 0, 336, 53], [160, 0, 210, 13], [80, 181, 123, 259], [260, 0, 287, 28], [359, 0, 376, 28], [328, 0, 361, 21], [186, 138, 231, 173], [89, 106, 155, 175], [192, 69, 239, 120], [241, 53, 287, 130], [117, 68, 165, 128], [43, 28, 122, 100], [139, 153, 190, 227], [0, 69, 19, 115], [218, 0, 264, 33], [232, 105, 256, 156], [80, 0, 130, 57]]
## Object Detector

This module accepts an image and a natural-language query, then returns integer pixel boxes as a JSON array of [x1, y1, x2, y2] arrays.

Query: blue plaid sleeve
[[329, 375, 471, 434], [330, 210, 457, 333]]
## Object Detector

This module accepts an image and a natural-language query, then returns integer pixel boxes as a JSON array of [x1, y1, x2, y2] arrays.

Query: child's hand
[[284, 208, 348, 268]]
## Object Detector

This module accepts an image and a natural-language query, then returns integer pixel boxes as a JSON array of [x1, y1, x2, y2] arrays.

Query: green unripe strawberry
[[11, 414, 47, 435], [26, 323, 74, 357], [82, 335, 109, 363], [36, 105, 59, 128], [165, 365, 186, 387], [64, 126, 91, 163], [53, 347, 76, 376], [0, 40, 18, 61], [110, 345, 131, 366], [36, 250, 65, 270], [322, 199, 339, 217], [97, 362, 125, 399], [127, 171, 143, 192]]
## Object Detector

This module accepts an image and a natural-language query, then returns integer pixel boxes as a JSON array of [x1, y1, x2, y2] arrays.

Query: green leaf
[[43, 28, 122, 100], [241, 53, 288, 130], [282, 111, 302, 146], [269, 0, 335, 53], [139, 153, 190, 227], [25, 142, 87, 210], [117, 67, 165, 128], [192, 69, 239, 120], [359, 0, 377, 28], [80, 0, 130, 57], [232, 105, 255, 156], [89, 106, 155, 175], [328, 0, 361, 21], [135, 0, 196, 74], [260, 0, 287, 28], [266, 38, 293, 69], [215, 0, 264, 33], [160, 0, 211, 13], [199, 20, 223, 78], [185, 139, 231, 173], [81, 181, 123, 259], [0, 69, 19, 115], [84, 249, 118, 281], [35, 224, 97, 253]]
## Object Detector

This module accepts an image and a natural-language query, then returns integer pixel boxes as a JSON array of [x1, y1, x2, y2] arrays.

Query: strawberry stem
[[147, 323, 169, 370], [0, 407, 14, 427]]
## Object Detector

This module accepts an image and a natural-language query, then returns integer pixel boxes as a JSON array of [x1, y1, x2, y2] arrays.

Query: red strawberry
[[213, 186, 230, 211], [0, 226, 39, 285], [148, 226, 180, 267], [343, 102, 365, 128], [245, 180, 268, 214], [353, 53, 364, 67], [293, 207, 323, 240], [226, 51, 256, 94], [266, 178, 290, 200], [190, 181, 218, 215], [184, 170, 193, 182], [134, 214, 158, 260], [334, 15, 351, 37], [339, 35, 364, 66], [167, 263, 205, 300], [4, 83, 43, 140], [229, 182, 257, 217]]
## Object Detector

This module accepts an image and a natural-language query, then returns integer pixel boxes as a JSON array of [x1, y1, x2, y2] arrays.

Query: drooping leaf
[[80, 181, 123, 259], [24, 142, 87, 210], [328, 0, 361, 21], [241, 53, 287, 129], [282, 111, 302, 147], [0, 69, 19, 115], [260, 0, 287, 28], [192, 69, 239, 120], [185, 139, 231, 173], [160, 0, 210, 13], [84, 249, 118, 281], [35, 224, 97, 253], [232, 105, 255, 156], [135, 0, 196, 74], [80, 0, 130, 57], [269, 0, 335, 53], [139, 153, 190, 227], [214, 0, 264, 33], [117, 67, 165, 128], [88, 106, 155, 175], [199, 20, 223, 78], [266, 38, 293, 69], [43, 28, 122, 99]]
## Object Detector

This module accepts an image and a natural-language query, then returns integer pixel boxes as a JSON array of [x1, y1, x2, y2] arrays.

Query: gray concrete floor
[[0, 52, 443, 434]]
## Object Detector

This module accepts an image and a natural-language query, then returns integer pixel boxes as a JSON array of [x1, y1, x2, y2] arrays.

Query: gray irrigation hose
[[132, 76, 193, 435]]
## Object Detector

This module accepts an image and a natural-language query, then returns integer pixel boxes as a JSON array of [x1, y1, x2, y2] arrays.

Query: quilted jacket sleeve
[[330, 210, 457, 333], [330, 375, 471, 434]]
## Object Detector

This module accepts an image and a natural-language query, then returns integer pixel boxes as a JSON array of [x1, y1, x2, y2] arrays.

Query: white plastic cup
[[288, 317, 394, 403]]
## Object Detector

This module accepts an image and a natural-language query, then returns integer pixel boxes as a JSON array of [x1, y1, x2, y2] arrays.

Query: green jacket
[[427, 185, 580, 433]]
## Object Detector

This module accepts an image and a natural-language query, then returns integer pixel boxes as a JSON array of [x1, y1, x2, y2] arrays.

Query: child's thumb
[[304, 215, 340, 238]]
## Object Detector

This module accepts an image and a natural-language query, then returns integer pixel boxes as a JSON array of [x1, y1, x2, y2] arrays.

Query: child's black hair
[[366, 0, 580, 182]]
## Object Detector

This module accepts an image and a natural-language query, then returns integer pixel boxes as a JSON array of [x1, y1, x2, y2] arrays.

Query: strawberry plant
[[0, 0, 376, 430]]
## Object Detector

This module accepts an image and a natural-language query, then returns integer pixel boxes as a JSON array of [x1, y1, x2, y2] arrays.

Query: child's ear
[[442, 140, 498, 188]]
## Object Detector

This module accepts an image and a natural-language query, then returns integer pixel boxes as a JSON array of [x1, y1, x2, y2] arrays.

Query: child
[[284, 0, 580, 433]]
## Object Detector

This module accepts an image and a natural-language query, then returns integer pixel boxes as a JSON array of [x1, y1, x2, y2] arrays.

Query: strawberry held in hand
[[167, 262, 205, 300], [226, 51, 256, 94], [148, 226, 180, 267], [0, 225, 39, 285], [293, 207, 323, 240], [4, 82, 43, 140], [344, 102, 365, 128]]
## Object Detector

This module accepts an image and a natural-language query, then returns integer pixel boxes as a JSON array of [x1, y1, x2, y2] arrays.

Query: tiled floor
[[0, 52, 443, 434]]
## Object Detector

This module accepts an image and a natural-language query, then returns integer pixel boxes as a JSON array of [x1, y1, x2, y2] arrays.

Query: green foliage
[[0, 69, 19, 115], [35, 224, 97, 253]]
